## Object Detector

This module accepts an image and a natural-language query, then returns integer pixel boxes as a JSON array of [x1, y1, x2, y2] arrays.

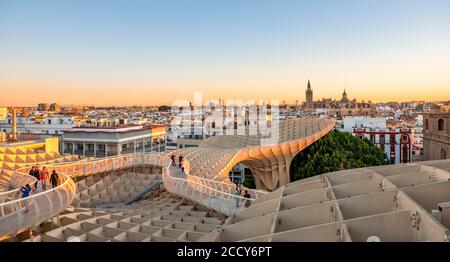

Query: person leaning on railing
[[20, 184, 32, 213], [243, 190, 251, 207]]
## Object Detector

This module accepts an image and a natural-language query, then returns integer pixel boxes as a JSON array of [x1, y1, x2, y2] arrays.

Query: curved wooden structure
[[173, 118, 335, 191], [0, 118, 334, 239]]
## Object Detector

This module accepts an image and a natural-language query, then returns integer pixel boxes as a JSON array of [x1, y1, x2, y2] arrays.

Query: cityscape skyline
[[2, 0, 450, 248], [1, 0, 450, 106], [1, 89, 449, 107]]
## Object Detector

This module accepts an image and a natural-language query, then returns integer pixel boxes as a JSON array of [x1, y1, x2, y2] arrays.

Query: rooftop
[[65, 125, 165, 134], [201, 160, 450, 242]]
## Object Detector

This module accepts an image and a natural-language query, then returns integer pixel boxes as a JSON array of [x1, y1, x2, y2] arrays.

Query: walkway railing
[[163, 166, 261, 216], [0, 172, 76, 239], [40, 153, 266, 211], [1, 153, 265, 232]]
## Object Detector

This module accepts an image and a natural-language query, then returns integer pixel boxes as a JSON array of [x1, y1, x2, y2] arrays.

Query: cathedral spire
[[305, 80, 313, 110]]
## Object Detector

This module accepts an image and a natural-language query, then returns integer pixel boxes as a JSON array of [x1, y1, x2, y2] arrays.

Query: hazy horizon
[[1, 0, 450, 106], [0, 95, 447, 108]]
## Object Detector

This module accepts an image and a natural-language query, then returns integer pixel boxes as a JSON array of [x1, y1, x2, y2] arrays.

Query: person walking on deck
[[243, 190, 251, 207], [170, 154, 176, 166], [178, 155, 184, 168], [234, 186, 241, 207], [236, 182, 243, 195], [28, 165, 35, 178], [29, 166, 39, 189], [39, 166, 49, 191], [50, 170, 59, 188], [180, 162, 185, 173]]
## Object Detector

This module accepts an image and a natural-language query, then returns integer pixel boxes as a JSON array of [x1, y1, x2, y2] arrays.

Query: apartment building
[[61, 125, 166, 158]]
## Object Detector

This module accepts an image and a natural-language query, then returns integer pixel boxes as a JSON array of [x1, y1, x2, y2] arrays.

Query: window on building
[[65, 143, 73, 153], [438, 119, 445, 131], [60, 119, 64, 124], [402, 135, 408, 142], [76, 144, 83, 151], [425, 118, 429, 131], [55, 130, 58, 134], [48, 119, 52, 124], [441, 148, 447, 160], [379, 135, 385, 144], [390, 135, 396, 144]]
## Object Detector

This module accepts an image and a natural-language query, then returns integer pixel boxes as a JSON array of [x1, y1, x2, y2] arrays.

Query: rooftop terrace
[[200, 160, 450, 242]]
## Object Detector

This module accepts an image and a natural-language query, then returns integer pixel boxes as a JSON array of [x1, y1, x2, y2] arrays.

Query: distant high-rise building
[[305, 80, 313, 110], [50, 103, 61, 113], [37, 103, 50, 111]]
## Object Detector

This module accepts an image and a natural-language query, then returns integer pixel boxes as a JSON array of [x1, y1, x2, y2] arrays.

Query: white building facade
[[341, 116, 386, 133], [0, 116, 75, 135], [353, 127, 413, 164]]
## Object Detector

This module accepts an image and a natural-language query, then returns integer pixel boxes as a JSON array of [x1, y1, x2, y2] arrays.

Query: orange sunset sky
[[1, 0, 449, 106]]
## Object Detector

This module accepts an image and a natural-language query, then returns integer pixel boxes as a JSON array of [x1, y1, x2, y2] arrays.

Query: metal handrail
[[0, 171, 76, 239], [0, 173, 72, 208]]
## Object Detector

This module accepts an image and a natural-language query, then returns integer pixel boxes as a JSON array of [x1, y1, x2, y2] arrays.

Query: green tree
[[290, 130, 389, 181], [242, 168, 256, 189], [158, 105, 171, 112]]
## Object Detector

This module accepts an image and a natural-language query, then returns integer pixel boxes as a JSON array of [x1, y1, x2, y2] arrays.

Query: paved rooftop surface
[[199, 160, 450, 242]]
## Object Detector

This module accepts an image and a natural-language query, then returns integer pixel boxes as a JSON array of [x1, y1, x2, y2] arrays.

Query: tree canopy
[[290, 130, 389, 181], [158, 105, 171, 112]]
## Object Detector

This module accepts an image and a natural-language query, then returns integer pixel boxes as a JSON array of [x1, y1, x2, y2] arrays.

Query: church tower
[[341, 88, 349, 104], [306, 80, 313, 110]]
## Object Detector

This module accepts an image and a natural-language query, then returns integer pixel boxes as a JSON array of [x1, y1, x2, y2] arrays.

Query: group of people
[[170, 154, 184, 172], [234, 182, 251, 208], [169, 154, 252, 208], [21, 166, 60, 198]]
